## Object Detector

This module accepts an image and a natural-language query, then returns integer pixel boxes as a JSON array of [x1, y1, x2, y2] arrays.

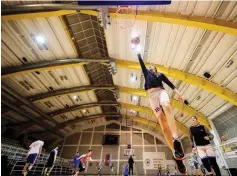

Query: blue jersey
[[73, 155, 80, 164], [124, 166, 129, 176]]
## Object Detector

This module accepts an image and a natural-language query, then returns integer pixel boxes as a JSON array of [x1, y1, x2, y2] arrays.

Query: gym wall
[[59, 123, 173, 175]]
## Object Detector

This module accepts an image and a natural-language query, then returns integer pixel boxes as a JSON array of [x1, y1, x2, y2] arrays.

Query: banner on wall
[[220, 141, 237, 159], [143, 152, 165, 170]]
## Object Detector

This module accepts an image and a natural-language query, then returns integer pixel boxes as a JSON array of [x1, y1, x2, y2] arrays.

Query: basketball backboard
[[78, 1, 171, 6], [124, 149, 134, 156]]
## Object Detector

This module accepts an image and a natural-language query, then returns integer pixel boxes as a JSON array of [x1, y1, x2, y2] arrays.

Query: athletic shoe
[[173, 138, 185, 160], [173, 157, 187, 174]]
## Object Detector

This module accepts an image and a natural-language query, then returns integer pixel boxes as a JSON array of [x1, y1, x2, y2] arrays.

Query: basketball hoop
[[115, 6, 138, 30]]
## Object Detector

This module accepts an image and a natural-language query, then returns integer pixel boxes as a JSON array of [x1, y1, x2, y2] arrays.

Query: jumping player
[[44, 146, 58, 175], [136, 53, 187, 173], [190, 116, 221, 176], [77, 150, 93, 174], [72, 152, 80, 176], [22, 140, 44, 176]]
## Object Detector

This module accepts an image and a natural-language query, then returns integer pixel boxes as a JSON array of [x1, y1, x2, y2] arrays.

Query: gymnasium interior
[[1, 1, 237, 175]]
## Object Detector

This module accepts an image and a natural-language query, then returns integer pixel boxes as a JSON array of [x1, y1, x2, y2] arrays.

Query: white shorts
[[197, 145, 215, 159], [148, 89, 170, 114]]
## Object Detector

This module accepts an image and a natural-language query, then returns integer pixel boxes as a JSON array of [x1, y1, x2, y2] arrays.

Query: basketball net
[[115, 6, 138, 29]]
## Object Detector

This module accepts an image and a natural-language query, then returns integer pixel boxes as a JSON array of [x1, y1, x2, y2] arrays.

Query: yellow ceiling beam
[[2, 62, 87, 79], [80, 9, 237, 35], [3, 58, 236, 106], [120, 102, 189, 136], [118, 86, 210, 127], [115, 59, 237, 106], [2, 10, 77, 21], [29, 83, 208, 127]]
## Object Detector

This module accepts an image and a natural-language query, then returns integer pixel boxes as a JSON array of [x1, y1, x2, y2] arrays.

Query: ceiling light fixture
[[32, 34, 48, 50], [35, 35, 46, 44], [226, 60, 234, 68], [130, 73, 137, 82], [73, 95, 77, 99], [132, 95, 138, 101]]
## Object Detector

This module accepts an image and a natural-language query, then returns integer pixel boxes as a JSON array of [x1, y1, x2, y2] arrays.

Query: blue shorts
[[74, 162, 79, 169], [27, 153, 37, 164]]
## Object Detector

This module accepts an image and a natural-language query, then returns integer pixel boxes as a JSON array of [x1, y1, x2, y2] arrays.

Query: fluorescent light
[[35, 35, 46, 44], [130, 73, 137, 82], [132, 95, 138, 101]]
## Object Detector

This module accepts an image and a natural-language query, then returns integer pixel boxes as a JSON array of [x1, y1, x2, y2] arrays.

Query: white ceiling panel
[[196, 34, 237, 78], [2, 66, 91, 97], [199, 96, 226, 115], [119, 93, 139, 105], [105, 18, 147, 61], [147, 1, 221, 17], [113, 68, 142, 88]]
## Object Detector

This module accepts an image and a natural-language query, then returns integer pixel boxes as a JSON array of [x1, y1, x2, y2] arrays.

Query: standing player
[[44, 146, 58, 176], [157, 165, 162, 176], [136, 52, 187, 173], [72, 152, 80, 176], [22, 140, 44, 176], [190, 116, 221, 176], [96, 163, 102, 176], [128, 155, 134, 175]]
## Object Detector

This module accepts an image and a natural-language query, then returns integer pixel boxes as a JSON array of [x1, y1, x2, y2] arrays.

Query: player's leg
[[206, 145, 221, 176], [197, 146, 212, 173], [148, 91, 173, 152], [148, 91, 186, 174], [22, 163, 29, 176], [23, 153, 37, 176], [160, 90, 185, 160], [48, 165, 54, 175], [44, 167, 48, 175]]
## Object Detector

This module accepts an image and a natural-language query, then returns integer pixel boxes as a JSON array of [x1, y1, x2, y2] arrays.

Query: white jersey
[[28, 140, 44, 155]]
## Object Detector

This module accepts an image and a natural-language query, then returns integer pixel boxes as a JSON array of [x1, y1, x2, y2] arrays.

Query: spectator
[[128, 155, 134, 175], [72, 152, 80, 176]]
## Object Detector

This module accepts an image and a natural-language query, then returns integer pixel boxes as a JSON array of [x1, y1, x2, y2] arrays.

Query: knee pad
[[201, 158, 212, 172]]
